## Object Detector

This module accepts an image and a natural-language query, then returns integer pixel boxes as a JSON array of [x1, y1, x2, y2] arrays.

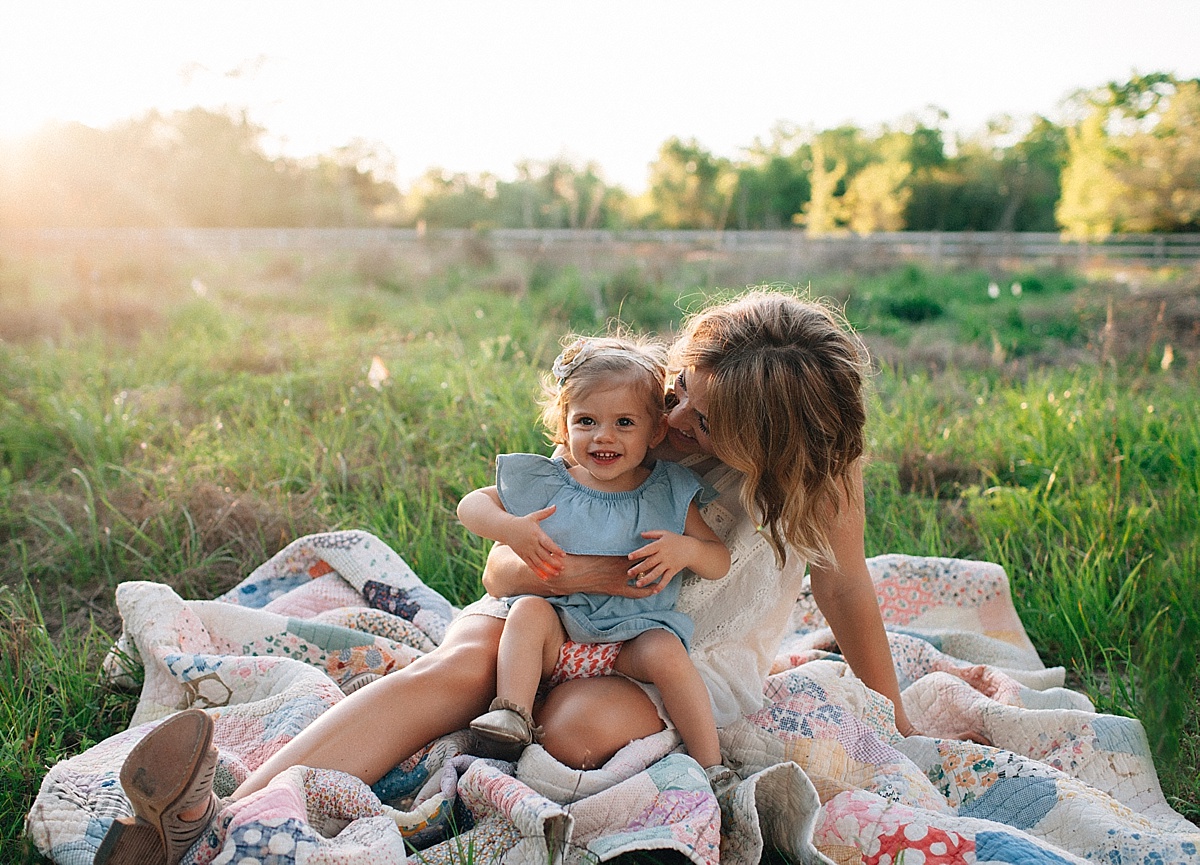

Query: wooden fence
[[5, 228, 1200, 269]]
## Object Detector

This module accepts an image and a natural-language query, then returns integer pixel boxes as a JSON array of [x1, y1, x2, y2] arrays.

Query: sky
[[2, 1, 1198, 193]]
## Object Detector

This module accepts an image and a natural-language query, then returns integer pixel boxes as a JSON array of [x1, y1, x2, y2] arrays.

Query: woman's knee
[[536, 677, 665, 769], [411, 615, 503, 691]]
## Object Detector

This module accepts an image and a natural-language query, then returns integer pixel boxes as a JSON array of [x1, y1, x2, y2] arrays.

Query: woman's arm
[[482, 543, 668, 599], [810, 465, 991, 743], [680, 502, 732, 580], [807, 462, 917, 736]]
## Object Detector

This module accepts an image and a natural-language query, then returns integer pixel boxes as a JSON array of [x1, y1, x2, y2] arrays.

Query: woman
[[489, 289, 918, 767], [97, 289, 925, 865]]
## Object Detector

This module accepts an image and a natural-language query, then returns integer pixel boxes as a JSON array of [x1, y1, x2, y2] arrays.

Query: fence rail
[[5, 228, 1200, 266]]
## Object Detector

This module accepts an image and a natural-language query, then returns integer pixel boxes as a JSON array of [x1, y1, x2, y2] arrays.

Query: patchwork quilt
[[26, 531, 1199, 864]]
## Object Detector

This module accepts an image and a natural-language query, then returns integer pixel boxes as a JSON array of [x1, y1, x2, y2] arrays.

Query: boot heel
[[94, 815, 164, 865]]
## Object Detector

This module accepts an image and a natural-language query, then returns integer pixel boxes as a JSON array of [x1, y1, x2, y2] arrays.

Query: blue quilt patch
[[1093, 714, 1152, 758], [960, 775, 1057, 830], [976, 829, 1077, 863]]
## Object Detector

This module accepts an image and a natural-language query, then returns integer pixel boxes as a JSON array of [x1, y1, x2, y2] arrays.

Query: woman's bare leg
[[230, 613, 504, 800], [535, 675, 666, 769]]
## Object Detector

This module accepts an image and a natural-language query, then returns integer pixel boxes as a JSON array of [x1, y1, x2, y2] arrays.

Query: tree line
[[1, 73, 1196, 236]]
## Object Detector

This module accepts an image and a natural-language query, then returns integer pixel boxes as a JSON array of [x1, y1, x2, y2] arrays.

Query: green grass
[[1, 586, 140, 863], [1, 247, 1197, 861]]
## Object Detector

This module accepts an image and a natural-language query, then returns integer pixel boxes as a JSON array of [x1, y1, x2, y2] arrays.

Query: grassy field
[[1, 243, 1197, 862]]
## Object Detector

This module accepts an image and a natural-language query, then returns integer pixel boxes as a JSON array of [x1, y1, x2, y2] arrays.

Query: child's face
[[565, 381, 666, 491]]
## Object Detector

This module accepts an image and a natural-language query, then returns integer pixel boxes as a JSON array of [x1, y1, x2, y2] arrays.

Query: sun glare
[[0, 58, 62, 139], [0, 36, 132, 140], [0, 5, 241, 143], [0, 98, 89, 141]]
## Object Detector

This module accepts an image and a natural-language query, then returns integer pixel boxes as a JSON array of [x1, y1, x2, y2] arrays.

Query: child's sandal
[[704, 763, 742, 799], [470, 697, 544, 758]]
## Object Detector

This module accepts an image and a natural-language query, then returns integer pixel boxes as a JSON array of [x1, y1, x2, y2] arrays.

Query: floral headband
[[551, 338, 663, 386]]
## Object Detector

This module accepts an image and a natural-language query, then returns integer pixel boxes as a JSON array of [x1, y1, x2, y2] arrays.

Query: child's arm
[[457, 487, 565, 578], [627, 501, 731, 585]]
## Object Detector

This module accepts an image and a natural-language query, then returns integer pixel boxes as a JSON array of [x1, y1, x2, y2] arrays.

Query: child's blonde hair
[[670, 289, 869, 566], [539, 335, 668, 446]]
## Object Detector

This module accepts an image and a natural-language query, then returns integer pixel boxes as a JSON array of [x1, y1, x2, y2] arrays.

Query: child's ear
[[651, 414, 668, 447]]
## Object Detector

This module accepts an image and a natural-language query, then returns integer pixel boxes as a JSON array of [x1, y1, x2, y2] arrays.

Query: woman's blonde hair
[[671, 289, 869, 566], [538, 334, 668, 446]]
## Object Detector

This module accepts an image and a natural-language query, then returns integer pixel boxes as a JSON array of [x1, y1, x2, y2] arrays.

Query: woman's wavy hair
[[538, 334, 668, 446], [670, 289, 869, 566]]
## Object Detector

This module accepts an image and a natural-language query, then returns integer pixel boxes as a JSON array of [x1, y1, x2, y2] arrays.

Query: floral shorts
[[547, 639, 623, 687]]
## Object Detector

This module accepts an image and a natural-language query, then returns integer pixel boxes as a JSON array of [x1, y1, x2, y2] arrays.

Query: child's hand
[[506, 505, 566, 579], [626, 530, 695, 588]]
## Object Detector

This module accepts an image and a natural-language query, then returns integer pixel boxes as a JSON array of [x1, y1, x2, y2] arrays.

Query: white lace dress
[[672, 457, 808, 726]]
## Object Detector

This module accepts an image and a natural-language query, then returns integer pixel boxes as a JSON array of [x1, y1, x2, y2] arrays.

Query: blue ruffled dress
[[495, 453, 712, 649]]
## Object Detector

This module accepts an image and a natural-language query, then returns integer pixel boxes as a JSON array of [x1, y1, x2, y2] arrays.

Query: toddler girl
[[457, 336, 735, 790]]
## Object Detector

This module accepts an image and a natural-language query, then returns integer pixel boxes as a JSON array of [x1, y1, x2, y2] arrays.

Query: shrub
[[887, 294, 944, 323]]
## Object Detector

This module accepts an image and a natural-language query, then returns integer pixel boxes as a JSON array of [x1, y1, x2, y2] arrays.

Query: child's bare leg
[[472, 597, 567, 754], [613, 629, 721, 768], [495, 596, 567, 712]]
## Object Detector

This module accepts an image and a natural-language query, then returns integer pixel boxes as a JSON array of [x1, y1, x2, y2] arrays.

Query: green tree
[[1058, 74, 1200, 236], [999, 116, 1066, 232], [407, 169, 498, 229], [0, 108, 400, 228], [320, 139, 404, 224], [729, 123, 810, 229], [899, 116, 1063, 232], [793, 126, 879, 234], [841, 132, 912, 233], [1057, 107, 1125, 237], [901, 111, 957, 231], [489, 159, 627, 230], [906, 109, 949, 173], [645, 137, 736, 229], [799, 136, 848, 234], [1116, 80, 1200, 231]]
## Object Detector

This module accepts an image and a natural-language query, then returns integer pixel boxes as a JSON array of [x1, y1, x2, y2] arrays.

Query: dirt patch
[[863, 334, 994, 373], [177, 481, 322, 578], [0, 295, 165, 346], [1090, 284, 1200, 367], [8, 478, 326, 638], [896, 451, 981, 497]]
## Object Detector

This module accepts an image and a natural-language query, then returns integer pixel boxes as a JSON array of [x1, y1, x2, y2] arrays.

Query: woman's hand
[[483, 544, 668, 599]]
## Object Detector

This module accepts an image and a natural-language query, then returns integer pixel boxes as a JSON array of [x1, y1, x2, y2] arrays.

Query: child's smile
[[565, 381, 665, 493]]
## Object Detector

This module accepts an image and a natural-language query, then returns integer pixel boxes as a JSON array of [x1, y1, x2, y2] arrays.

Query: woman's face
[[666, 366, 716, 456]]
